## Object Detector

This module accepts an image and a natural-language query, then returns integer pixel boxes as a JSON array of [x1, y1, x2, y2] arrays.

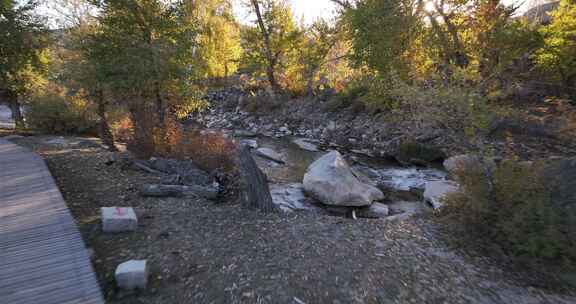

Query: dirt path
[[5, 134, 576, 304]]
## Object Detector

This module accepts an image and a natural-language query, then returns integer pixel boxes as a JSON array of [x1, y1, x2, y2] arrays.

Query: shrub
[[26, 89, 98, 134], [443, 160, 576, 265], [126, 107, 237, 172]]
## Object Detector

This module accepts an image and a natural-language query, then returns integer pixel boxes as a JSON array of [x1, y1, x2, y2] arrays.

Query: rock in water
[[115, 260, 148, 290], [423, 180, 459, 209], [303, 151, 384, 207], [356, 203, 389, 218], [292, 138, 319, 152], [240, 139, 258, 149], [255, 147, 285, 164], [443, 154, 495, 175]]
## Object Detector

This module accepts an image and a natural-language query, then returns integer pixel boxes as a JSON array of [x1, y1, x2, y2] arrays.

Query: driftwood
[[236, 146, 277, 213], [140, 184, 218, 200], [132, 160, 163, 174]]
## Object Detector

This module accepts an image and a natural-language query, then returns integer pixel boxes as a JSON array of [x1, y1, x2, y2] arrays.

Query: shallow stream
[[244, 135, 448, 213]]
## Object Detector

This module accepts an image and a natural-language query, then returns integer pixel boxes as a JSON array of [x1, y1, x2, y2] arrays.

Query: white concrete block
[[101, 207, 137, 233], [115, 260, 148, 290]]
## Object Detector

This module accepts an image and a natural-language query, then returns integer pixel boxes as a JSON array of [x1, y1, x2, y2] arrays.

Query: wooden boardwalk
[[0, 139, 104, 304]]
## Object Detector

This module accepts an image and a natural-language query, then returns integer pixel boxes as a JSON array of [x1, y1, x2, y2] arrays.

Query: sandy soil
[[4, 133, 576, 304]]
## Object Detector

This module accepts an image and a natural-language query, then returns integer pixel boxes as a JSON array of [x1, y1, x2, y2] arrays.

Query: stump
[[236, 146, 277, 213]]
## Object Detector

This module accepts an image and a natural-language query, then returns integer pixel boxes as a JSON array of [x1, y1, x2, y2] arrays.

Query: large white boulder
[[423, 180, 459, 209], [303, 151, 384, 207], [115, 260, 148, 290]]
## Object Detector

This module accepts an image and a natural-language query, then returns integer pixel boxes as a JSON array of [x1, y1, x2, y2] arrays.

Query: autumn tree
[[0, 0, 49, 128], [346, 0, 422, 78], [187, 0, 242, 79], [243, 0, 301, 92], [90, 0, 197, 124], [536, 0, 576, 91]]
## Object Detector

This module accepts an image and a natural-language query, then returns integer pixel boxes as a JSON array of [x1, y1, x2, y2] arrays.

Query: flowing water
[[245, 135, 448, 213]]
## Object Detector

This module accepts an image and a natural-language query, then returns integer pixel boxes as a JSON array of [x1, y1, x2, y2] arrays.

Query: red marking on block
[[115, 207, 124, 216]]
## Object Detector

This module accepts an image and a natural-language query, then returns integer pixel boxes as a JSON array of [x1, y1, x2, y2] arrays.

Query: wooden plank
[[0, 139, 104, 304]]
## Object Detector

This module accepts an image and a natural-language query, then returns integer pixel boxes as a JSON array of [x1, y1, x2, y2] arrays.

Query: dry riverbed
[[4, 132, 576, 304]]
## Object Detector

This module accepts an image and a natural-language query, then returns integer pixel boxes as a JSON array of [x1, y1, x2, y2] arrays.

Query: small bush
[[26, 90, 98, 134], [126, 107, 237, 172], [443, 160, 576, 265], [326, 84, 369, 112]]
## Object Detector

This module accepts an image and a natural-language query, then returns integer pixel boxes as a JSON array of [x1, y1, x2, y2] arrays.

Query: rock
[[115, 260, 148, 290], [105, 151, 135, 167], [269, 183, 320, 212], [148, 158, 211, 186], [101, 207, 138, 233], [140, 184, 218, 200], [292, 138, 319, 152], [2, 134, 24, 140], [540, 157, 576, 210], [255, 147, 285, 164], [233, 130, 257, 137], [240, 139, 258, 149], [327, 121, 336, 131], [279, 126, 289, 132], [443, 154, 495, 175], [356, 203, 389, 218], [423, 180, 459, 209], [44, 136, 68, 145], [388, 201, 421, 216], [303, 151, 384, 207]]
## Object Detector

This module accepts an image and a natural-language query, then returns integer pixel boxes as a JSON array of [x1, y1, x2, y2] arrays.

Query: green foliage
[[240, 0, 303, 89], [389, 73, 495, 142], [0, 0, 50, 95], [535, 0, 576, 89], [467, 2, 542, 79], [26, 87, 98, 134], [89, 0, 198, 106], [444, 160, 576, 263], [346, 0, 421, 77], [190, 0, 242, 78]]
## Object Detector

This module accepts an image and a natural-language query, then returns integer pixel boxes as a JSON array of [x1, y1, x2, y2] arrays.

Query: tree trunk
[[251, 0, 281, 92], [96, 89, 118, 152], [154, 81, 165, 124], [7, 90, 24, 129], [236, 146, 277, 213]]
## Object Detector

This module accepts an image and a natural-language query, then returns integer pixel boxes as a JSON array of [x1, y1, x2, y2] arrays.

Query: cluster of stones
[[100, 207, 148, 291]]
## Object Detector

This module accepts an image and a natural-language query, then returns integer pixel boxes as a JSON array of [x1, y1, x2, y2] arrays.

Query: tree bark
[[154, 81, 164, 124], [236, 146, 277, 213], [6, 90, 24, 129], [96, 89, 118, 152]]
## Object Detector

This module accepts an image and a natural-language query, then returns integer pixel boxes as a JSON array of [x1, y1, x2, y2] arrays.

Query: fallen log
[[236, 146, 277, 213], [140, 184, 218, 200]]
